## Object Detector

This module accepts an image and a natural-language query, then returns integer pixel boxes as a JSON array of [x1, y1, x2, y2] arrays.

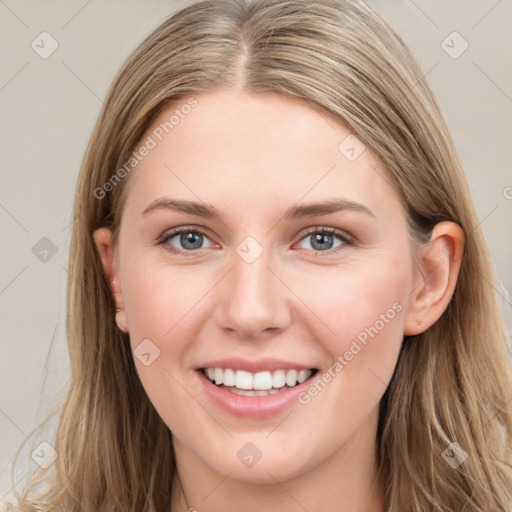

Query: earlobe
[[93, 227, 129, 333], [404, 221, 464, 336]]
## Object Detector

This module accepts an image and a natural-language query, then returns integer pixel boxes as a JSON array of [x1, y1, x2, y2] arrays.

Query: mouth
[[200, 367, 319, 397]]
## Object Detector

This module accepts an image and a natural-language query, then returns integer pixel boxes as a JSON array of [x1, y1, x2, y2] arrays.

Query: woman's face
[[99, 89, 422, 483]]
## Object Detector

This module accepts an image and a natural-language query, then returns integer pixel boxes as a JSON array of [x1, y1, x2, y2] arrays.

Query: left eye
[[297, 228, 351, 253]]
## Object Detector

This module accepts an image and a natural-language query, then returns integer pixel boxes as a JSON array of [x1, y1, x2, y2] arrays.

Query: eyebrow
[[142, 197, 376, 221]]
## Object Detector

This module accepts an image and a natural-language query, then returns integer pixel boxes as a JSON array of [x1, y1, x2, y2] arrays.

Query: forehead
[[121, 89, 402, 223]]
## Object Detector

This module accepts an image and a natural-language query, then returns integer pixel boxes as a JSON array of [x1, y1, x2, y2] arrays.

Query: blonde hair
[[6, 0, 512, 510]]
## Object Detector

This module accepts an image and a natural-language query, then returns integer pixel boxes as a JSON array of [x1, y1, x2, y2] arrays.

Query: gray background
[[1, 0, 511, 502]]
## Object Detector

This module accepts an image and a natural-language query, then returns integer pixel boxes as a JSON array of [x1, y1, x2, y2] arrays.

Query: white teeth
[[272, 369, 286, 388], [253, 371, 273, 391], [235, 370, 253, 390], [223, 368, 235, 387], [203, 367, 314, 390], [285, 369, 298, 386], [297, 369, 311, 384]]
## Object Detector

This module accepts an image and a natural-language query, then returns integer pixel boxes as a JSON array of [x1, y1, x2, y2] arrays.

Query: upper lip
[[196, 357, 317, 373]]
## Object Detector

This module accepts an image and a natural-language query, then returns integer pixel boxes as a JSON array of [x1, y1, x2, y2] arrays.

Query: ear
[[93, 227, 128, 333], [404, 221, 465, 336]]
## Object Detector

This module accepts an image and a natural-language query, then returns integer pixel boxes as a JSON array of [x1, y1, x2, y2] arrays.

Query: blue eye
[[160, 227, 213, 254], [159, 226, 353, 256], [297, 227, 352, 254]]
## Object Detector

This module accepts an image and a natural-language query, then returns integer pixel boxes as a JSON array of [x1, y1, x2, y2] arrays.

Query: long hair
[[7, 0, 512, 510]]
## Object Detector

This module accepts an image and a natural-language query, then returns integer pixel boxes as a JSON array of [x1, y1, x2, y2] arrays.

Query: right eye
[[159, 227, 215, 255]]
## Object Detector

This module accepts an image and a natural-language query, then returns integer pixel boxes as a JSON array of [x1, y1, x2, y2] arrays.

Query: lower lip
[[196, 369, 317, 419]]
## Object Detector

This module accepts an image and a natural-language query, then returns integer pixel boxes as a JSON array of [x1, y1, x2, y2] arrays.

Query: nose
[[213, 246, 292, 340]]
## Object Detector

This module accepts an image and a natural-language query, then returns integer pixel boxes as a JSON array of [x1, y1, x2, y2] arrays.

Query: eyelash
[[158, 226, 354, 257]]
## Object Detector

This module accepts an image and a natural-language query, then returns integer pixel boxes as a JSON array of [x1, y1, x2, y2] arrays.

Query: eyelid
[[158, 225, 354, 256], [298, 226, 354, 244]]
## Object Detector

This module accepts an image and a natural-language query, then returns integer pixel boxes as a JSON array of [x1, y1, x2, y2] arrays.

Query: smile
[[202, 367, 315, 396], [196, 362, 319, 418]]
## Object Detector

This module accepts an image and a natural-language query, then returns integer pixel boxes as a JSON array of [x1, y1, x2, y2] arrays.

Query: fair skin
[[93, 89, 464, 512]]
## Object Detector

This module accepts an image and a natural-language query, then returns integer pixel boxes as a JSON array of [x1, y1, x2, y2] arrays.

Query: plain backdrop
[[1, 0, 511, 502]]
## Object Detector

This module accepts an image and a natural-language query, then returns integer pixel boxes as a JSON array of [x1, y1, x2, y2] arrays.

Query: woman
[[6, 0, 512, 510]]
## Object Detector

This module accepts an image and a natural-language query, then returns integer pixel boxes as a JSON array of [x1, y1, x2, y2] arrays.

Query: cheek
[[284, 280, 406, 463], [121, 250, 209, 344], [290, 259, 408, 341], [290, 260, 408, 402], [119, 256, 208, 434]]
